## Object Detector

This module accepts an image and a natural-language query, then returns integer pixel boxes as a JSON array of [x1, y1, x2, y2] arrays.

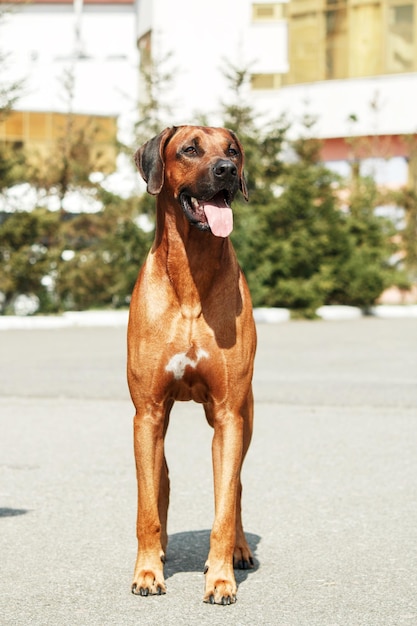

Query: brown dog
[[127, 125, 256, 605]]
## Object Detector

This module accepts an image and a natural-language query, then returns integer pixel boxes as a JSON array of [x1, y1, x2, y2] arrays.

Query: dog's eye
[[228, 147, 239, 157], [183, 146, 197, 155]]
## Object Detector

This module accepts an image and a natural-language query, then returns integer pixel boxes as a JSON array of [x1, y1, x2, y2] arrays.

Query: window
[[251, 73, 283, 89], [288, 11, 323, 83], [387, 3, 414, 72], [325, 7, 348, 78], [252, 3, 286, 21], [0, 111, 117, 173]]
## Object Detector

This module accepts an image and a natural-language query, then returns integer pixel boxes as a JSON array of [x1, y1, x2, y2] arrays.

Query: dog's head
[[134, 125, 248, 237]]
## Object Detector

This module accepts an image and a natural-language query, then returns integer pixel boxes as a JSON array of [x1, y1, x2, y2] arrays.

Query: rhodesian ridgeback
[[127, 125, 256, 605]]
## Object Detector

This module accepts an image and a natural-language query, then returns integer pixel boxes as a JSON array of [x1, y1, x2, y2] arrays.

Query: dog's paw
[[203, 579, 237, 605], [131, 570, 166, 597], [233, 544, 254, 570], [203, 564, 237, 605]]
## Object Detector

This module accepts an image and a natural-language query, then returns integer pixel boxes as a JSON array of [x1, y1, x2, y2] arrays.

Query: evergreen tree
[[400, 141, 417, 280], [257, 131, 351, 316], [54, 192, 152, 310], [219, 64, 288, 304], [0, 6, 23, 122], [134, 50, 175, 146], [331, 173, 398, 308], [399, 188, 417, 280], [27, 68, 109, 213], [221, 67, 400, 314], [0, 208, 61, 312], [0, 5, 26, 191], [131, 50, 176, 218]]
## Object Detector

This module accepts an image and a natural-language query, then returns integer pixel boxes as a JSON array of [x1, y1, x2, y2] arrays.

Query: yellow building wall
[[288, 9, 326, 82], [0, 111, 117, 174], [286, 0, 417, 84], [348, 2, 383, 77]]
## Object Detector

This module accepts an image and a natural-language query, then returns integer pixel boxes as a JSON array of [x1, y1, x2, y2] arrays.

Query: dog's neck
[[152, 194, 239, 317]]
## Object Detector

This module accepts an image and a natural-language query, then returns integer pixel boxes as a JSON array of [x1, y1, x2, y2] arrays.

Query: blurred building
[[0, 110, 117, 174], [137, 0, 417, 188], [136, 0, 288, 121], [282, 0, 417, 187], [2, 0, 417, 187], [1, 0, 139, 173]]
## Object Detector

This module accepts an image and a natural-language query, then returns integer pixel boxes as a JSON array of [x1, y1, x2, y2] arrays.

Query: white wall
[[246, 21, 288, 74], [136, 0, 416, 146], [253, 72, 417, 140], [137, 0, 289, 125], [4, 0, 416, 141], [2, 3, 138, 136]]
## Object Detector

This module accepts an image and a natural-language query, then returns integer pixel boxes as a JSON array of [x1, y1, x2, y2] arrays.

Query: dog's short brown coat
[[128, 125, 256, 604]]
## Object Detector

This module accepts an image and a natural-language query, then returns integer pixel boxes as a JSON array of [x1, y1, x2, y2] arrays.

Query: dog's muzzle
[[179, 159, 238, 237], [180, 190, 234, 237]]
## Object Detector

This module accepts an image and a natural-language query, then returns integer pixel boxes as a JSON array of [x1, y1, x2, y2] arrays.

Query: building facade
[[2, 0, 416, 187], [286, 0, 416, 84], [136, 0, 288, 124], [137, 0, 417, 187], [1, 0, 139, 164]]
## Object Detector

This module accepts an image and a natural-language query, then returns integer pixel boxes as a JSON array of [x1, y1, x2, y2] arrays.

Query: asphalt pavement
[[1, 318, 416, 626]]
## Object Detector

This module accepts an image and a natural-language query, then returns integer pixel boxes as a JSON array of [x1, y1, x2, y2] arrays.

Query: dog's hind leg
[[158, 400, 173, 555], [233, 386, 254, 570]]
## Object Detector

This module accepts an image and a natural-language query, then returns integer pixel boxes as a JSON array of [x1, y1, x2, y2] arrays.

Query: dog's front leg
[[131, 408, 167, 596], [204, 409, 243, 605]]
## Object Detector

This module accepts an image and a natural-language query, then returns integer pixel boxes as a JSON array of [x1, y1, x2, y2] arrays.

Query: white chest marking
[[165, 349, 209, 380]]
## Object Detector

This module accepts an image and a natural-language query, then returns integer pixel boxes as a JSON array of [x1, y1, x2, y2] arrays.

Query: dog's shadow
[[164, 529, 261, 585], [0, 507, 29, 518]]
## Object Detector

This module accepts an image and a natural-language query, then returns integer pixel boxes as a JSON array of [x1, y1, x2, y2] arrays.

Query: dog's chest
[[165, 347, 209, 380], [162, 336, 224, 403]]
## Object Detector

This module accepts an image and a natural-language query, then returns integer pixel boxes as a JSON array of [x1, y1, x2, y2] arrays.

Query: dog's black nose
[[213, 159, 237, 180]]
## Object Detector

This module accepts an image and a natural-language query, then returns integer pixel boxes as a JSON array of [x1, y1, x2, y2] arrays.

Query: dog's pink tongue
[[203, 202, 233, 238]]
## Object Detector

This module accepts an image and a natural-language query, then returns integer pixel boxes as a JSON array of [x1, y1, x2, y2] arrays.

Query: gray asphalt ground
[[1, 318, 416, 626]]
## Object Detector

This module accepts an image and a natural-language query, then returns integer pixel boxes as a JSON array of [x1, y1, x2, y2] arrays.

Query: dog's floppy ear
[[228, 130, 249, 201], [239, 171, 249, 202], [134, 127, 177, 195]]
